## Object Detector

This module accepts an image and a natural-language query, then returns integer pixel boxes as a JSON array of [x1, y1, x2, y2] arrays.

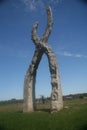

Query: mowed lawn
[[0, 99, 87, 130]]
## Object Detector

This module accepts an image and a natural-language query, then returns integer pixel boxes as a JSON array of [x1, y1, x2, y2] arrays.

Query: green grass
[[0, 99, 87, 130]]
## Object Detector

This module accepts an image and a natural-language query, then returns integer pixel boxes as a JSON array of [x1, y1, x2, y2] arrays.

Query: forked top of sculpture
[[31, 6, 53, 46]]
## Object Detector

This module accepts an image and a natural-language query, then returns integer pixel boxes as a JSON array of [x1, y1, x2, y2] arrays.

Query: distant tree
[[79, 95, 83, 99], [41, 95, 45, 104]]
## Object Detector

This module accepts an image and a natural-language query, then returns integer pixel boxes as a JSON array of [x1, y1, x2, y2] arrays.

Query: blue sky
[[0, 0, 87, 100]]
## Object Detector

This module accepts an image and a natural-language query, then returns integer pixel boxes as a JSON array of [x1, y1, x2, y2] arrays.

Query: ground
[[0, 98, 87, 130]]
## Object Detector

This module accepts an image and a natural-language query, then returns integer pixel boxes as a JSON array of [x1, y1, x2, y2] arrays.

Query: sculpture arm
[[41, 6, 53, 43], [31, 22, 40, 46]]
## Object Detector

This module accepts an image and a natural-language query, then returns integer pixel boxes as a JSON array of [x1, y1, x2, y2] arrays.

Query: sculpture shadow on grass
[[36, 108, 50, 113], [79, 124, 87, 130], [0, 125, 7, 130]]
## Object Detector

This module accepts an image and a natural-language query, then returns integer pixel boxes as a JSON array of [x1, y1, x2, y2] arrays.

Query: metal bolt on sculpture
[[23, 6, 63, 113]]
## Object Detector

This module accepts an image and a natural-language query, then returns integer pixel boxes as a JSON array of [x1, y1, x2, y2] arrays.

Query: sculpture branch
[[41, 6, 53, 42], [31, 22, 40, 46]]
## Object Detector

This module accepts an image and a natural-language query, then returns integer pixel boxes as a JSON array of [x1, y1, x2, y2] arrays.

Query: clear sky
[[0, 0, 87, 100]]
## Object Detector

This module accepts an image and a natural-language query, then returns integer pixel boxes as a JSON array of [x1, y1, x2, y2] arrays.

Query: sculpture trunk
[[45, 45, 63, 111], [23, 6, 63, 113], [23, 49, 43, 112]]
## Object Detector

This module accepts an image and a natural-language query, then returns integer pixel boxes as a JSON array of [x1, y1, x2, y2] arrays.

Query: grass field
[[0, 99, 87, 130]]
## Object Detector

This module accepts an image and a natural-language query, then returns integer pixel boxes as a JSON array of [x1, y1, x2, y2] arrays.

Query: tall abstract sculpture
[[23, 6, 63, 113]]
